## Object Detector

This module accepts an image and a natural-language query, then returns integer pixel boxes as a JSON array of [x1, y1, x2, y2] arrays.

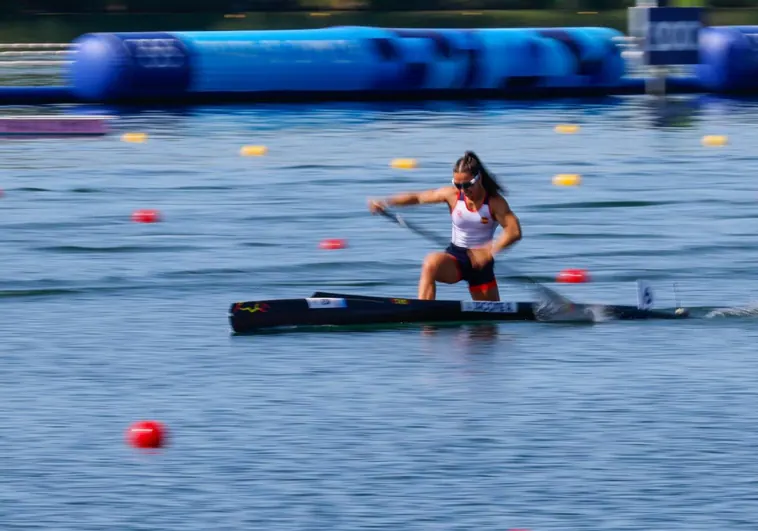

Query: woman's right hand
[[368, 199, 388, 214]]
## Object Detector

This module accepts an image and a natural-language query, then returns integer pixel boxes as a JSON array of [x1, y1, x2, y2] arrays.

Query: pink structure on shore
[[0, 115, 113, 135]]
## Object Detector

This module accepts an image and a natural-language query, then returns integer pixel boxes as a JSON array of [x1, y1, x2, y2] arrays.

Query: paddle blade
[[532, 300, 602, 323], [530, 285, 599, 323]]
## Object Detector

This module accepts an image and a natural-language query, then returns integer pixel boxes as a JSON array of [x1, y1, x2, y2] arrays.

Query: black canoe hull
[[228, 291, 689, 334]]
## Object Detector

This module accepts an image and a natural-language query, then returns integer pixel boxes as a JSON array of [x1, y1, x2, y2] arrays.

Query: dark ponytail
[[453, 151, 506, 196]]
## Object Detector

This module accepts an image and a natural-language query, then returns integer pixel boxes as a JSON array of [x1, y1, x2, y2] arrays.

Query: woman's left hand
[[468, 247, 494, 269]]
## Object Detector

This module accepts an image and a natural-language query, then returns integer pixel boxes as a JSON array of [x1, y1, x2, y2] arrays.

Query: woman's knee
[[421, 252, 459, 283], [421, 253, 445, 278]]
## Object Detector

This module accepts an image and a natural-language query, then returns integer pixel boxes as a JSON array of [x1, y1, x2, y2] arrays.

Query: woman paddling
[[368, 151, 522, 301]]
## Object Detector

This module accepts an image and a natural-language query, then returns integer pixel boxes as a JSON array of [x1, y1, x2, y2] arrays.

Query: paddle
[[376, 208, 593, 323]]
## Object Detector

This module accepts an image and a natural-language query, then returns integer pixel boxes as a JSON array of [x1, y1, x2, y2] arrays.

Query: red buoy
[[131, 209, 161, 223], [126, 420, 166, 449], [319, 238, 347, 250], [556, 268, 590, 283]]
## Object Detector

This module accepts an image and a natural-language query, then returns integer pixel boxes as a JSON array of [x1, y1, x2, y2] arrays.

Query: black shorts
[[445, 243, 497, 293]]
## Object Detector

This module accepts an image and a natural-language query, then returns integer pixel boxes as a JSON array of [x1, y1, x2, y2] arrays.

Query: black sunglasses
[[452, 174, 479, 190]]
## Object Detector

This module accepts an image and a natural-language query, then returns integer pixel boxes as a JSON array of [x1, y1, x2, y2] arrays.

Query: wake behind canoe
[[228, 292, 689, 334]]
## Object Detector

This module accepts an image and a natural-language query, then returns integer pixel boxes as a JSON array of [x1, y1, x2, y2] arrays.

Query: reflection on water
[[645, 97, 704, 129], [420, 323, 507, 358], [421, 323, 499, 340]]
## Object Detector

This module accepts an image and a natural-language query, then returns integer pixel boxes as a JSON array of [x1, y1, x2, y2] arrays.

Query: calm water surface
[[1, 95, 758, 530]]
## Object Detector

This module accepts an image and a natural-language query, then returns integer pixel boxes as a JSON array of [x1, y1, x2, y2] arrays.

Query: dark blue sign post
[[628, 4, 704, 95], [643, 7, 703, 66]]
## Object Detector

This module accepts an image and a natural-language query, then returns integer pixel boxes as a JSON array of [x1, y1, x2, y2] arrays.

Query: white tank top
[[450, 191, 497, 248]]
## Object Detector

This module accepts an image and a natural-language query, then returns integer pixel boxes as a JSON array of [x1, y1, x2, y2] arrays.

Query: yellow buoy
[[240, 145, 268, 157], [701, 135, 728, 147], [553, 174, 582, 186], [554, 124, 580, 134], [121, 132, 147, 143], [390, 158, 418, 169]]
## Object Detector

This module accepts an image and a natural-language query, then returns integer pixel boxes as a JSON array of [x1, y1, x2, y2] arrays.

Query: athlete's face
[[452, 171, 482, 199]]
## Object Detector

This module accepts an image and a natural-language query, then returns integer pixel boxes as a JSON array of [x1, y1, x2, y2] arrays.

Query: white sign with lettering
[[461, 301, 518, 313], [305, 297, 348, 309], [646, 21, 700, 52]]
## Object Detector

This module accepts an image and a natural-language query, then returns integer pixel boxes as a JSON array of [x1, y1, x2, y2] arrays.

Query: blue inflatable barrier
[[696, 26, 758, 92], [0, 86, 76, 105], [68, 32, 192, 101], [68, 26, 627, 102], [0, 24, 753, 105]]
